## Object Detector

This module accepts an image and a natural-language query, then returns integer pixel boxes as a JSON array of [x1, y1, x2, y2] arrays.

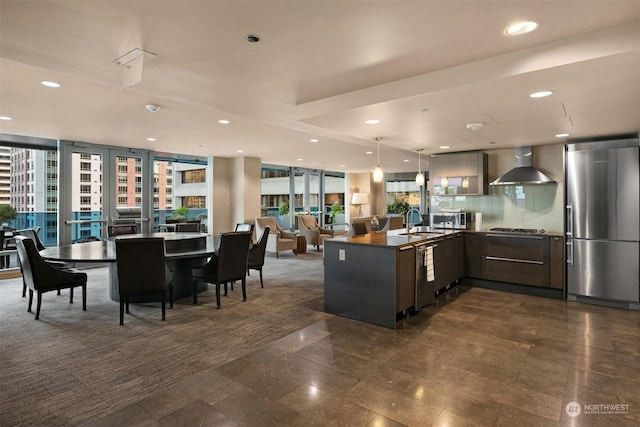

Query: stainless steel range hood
[[490, 146, 556, 185]]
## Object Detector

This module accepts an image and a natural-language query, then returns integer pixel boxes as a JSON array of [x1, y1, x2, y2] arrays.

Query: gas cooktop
[[489, 227, 546, 234]]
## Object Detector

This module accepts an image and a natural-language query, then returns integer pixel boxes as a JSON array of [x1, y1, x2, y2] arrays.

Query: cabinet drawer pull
[[486, 234, 544, 240], [485, 256, 544, 265]]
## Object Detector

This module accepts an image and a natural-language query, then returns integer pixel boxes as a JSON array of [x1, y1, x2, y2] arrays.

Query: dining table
[[39, 232, 216, 301]]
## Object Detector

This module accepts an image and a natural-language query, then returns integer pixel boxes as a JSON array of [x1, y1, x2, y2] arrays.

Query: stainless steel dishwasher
[[414, 242, 436, 310]]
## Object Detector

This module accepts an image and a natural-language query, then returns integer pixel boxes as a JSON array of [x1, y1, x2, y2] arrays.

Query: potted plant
[[0, 204, 17, 226], [278, 201, 289, 216], [386, 198, 410, 216], [171, 206, 189, 220], [328, 201, 343, 224], [277, 201, 290, 228]]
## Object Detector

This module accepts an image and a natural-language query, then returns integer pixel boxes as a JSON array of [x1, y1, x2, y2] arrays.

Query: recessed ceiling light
[[237, 149, 244, 153], [555, 133, 570, 138], [245, 34, 260, 43], [146, 137, 156, 141], [505, 20, 540, 36], [41, 81, 61, 88], [309, 139, 319, 143], [366, 151, 373, 155], [440, 145, 451, 149], [145, 104, 160, 112], [489, 141, 497, 145], [365, 119, 380, 124], [0, 116, 12, 121], [218, 119, 230, 124], [403, 159, 409, 162], [296, 158, 303, 161], [340, 164, 346, 168], [529, 90, 553, 98]]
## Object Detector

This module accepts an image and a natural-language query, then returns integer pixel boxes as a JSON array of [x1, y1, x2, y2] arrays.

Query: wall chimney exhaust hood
[[490, 146, 556, 185]]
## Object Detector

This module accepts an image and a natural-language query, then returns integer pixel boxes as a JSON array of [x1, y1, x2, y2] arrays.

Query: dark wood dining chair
[[15, 236, 88, 320], [175, 222, 200, 232], [191, 232, 251, 307], [248, 225, 269, 288], [115, 237, 173, 325], [107, 224, 138, 237]]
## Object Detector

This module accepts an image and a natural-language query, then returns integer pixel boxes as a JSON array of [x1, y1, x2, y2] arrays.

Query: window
[[182, 169, 206, 183], [80, 196, 91, 205], [80, 185, 91, 193], [80, 162, 91, 171], [80, 173, 91, 182], [183, 196, 206, 208]]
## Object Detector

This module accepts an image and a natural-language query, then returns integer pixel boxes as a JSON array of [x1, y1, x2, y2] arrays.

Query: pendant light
[[415, 148, 424, 186], [462, 177, 469, 188], [373, 137, 384, 183]]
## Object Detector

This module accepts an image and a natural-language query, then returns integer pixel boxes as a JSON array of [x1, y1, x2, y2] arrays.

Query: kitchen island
[[324, 227, 462, 328]]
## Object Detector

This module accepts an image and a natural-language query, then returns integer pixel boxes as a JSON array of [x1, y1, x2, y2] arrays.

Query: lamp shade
[[351, 192, 369, 205], [415, 171, 425, 186], [372, 166, 384, 183]]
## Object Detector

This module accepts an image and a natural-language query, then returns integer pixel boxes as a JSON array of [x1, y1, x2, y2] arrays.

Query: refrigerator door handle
[[566, 204, 573, 237], [566, 239, 573, 265]]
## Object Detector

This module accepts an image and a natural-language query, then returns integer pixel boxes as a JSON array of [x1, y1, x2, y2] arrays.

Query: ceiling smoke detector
[[466, 122, 484, 131], [145, 104, 160, 113]]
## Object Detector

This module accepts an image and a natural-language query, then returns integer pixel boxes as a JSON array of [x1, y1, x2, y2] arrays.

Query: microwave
[[430, 212, 472, 230]]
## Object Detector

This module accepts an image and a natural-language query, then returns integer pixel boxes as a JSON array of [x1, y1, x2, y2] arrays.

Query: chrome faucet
[[406, 207, 421, 232]]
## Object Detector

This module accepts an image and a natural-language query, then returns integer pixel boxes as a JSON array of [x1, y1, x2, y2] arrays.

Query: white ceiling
[[1, 1, 638, 173]]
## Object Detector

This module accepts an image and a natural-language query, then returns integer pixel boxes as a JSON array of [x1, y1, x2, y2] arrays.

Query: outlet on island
[[339, 249, 345, 261]]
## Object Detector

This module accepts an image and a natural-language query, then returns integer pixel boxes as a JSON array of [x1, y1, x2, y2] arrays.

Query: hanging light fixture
[[462, 177, 469, 188], [373, 137, 384, 183], [415, 148, 424, 186], [441, 177, 448, 188]]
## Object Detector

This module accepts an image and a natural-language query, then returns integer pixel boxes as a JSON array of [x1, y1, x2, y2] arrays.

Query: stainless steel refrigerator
[[566, 138, 639, 305]]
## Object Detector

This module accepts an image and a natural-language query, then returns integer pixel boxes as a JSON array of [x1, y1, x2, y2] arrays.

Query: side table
[[294, 235, 307, 254]]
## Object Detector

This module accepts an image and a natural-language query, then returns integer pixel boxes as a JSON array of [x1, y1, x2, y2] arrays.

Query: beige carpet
[[0, 249, 330, 427]]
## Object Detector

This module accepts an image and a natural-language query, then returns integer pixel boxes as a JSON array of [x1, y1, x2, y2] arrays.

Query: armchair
[[299, 215, 334, 251], [255, 217, 296, 258]]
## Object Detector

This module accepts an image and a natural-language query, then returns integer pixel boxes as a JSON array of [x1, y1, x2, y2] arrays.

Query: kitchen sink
[[398, 232, 444, 238]]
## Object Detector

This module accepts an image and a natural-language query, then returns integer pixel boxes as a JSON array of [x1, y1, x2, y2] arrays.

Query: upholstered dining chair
[[15, 236, 88, 320], [191, 231, 251, 308], [351, 221, 369, 236], [175, 222, 200, 232], [235, 222, 255, 244], [115, 237, 173, 325], [107, 224, 138, 237], [255, 217, 296, 258], [248, 225, 269, 288], [14, 228, 69, 297], [0, 227, 10, 268]]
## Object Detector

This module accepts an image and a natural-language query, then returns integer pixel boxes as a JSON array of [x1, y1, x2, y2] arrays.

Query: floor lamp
[[351, 192, 369, 217]]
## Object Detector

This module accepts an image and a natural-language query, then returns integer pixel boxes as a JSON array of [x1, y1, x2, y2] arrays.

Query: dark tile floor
[[82, 286, 640, 427]]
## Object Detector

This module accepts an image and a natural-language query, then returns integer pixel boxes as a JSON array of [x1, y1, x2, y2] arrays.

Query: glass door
[[59, 142, 151, 244]]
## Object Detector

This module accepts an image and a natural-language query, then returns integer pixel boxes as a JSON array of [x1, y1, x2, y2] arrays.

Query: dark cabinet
[[483, 233, 550, 287], [464, 232, 483, 278], [549, 236, 565, 290], [433, 234, 464, 293], [429, 151, 488, 196]]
